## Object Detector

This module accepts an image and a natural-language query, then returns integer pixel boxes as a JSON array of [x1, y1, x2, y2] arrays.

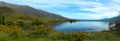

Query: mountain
[[102, 12, 120, 21], [0, 6, 41, 22], [105, 16, 120, 21], [0, 2, 68, 20]]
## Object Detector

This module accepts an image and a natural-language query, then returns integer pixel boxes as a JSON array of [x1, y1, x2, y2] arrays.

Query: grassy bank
[[0, 25, 86, 41], [85, 31, 120, 41], [0, 25, 120, 41]]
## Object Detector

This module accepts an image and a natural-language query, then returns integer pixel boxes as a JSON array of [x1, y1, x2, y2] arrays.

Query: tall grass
[[0, 25, 86, 41]]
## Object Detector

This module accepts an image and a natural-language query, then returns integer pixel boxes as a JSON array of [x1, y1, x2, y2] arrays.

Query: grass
[[0, 25, 120, 41], [85, 31, 120, 41], [1, 25, 120, 41], [0, 25, 86, 41]]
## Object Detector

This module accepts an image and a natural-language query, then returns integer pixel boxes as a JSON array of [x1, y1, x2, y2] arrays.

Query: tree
[[0, 15, 5, 25]]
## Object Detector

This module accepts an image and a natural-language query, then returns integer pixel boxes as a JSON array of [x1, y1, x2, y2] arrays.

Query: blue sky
[[0, 0, 120, 20]]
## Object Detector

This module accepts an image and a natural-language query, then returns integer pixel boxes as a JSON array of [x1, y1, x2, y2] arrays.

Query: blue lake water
[[54, 21, 110, 32]]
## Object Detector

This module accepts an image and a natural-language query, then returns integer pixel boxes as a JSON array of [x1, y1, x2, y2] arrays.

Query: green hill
[[0, 2, 68, 20], [0, 7, 56, 26], [0, 7, 37, 21]]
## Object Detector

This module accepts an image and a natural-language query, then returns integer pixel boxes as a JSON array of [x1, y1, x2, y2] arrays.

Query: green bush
[[30, 25, 53, 35], [75, 32, 86, 41], [0, 15, 6, 25], [32, 20, 45, 25]]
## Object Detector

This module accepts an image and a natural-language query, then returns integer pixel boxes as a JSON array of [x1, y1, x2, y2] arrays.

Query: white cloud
[[81, 6, 109, 12], [76, 0, 120, 19], [0, 0, 120, 19], [112, 0, 120, 3], [76, 11, 119, 19]]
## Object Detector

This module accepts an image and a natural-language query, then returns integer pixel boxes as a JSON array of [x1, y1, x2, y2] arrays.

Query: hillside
[[0, 6, 41, 22], [102, 12, 120, 21], [0, 2, 68, 20]]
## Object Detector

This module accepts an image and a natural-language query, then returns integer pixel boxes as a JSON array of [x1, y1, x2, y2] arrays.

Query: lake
[[54, 21, 110, 32]]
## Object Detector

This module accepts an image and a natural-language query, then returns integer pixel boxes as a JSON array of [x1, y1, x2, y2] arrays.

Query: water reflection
[[54, 21, 109, 32]]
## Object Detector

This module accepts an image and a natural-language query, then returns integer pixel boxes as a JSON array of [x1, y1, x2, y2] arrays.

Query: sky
[[0, 0, 120, 20]]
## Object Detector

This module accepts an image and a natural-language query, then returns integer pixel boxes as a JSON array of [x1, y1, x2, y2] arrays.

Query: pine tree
[[2, 15, 5, 25], [0, 15, 2, 24], [0, 15, 5, 25]]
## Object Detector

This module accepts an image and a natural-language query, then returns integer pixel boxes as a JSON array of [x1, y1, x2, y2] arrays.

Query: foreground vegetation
[[86, 31, 120, 41], [0, 25, 120, 41], [0, 25, 86, 41]]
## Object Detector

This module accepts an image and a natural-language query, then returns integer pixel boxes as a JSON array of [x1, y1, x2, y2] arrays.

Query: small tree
[[16, 20, 25, 27], [32, 20, 44, 25], [0, 15, 2, 24], [0, 15, 5, 25], [2, 15, 5, 25]]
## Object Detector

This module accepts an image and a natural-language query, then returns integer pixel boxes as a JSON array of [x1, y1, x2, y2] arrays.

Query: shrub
[[32, 20, 45, 25], [0, 25, 24, 38], [16, 20, 26, 27], [0, 15, 6, 25], [6, 21, 16, 26], [75, 32, 86, 41], [30, 25, 53, 35]]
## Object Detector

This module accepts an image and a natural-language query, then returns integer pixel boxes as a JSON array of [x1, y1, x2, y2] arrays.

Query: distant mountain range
[[102, 12, 120, 21], [102, 16, 120, 21], [0, 2, 68, 20]]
